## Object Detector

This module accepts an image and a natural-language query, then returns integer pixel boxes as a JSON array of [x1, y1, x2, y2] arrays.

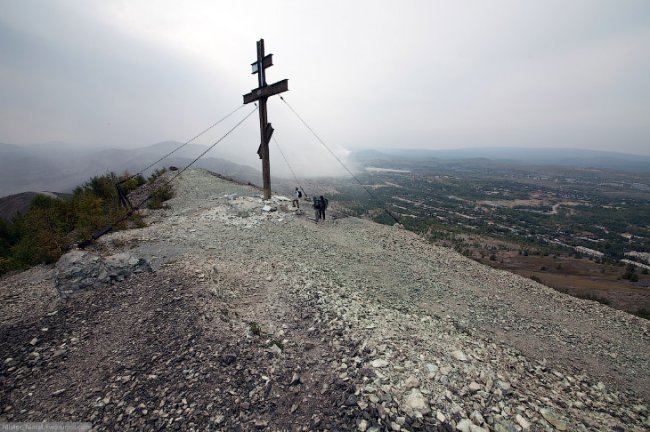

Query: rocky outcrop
[[54, 250, 151, 298]]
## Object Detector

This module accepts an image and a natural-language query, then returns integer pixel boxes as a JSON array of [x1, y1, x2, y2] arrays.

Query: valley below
[[321, 156, 650, 319]]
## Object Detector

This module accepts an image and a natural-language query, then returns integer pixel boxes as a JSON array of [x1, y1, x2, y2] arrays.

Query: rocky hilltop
[[1, 168, 649, 431]]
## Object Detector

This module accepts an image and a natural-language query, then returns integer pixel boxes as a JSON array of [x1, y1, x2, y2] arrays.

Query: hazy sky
[[1, 1, 649, 176]]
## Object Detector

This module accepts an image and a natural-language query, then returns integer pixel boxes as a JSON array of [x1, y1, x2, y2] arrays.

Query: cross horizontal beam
[[243, 79, 289, 104], [251, 54, 273, 74]]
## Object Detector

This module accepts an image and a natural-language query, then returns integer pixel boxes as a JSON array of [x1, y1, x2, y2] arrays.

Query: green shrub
[[147, 184, 174, 209], [575, 292, 610, 305], [622, 265, 638, 282], [634, 308, 650, 320], [121, 175, 146, 192], [148, 168, 168, 183], [9, 195, 74, 268], [0, 171, 149, 275], [132, 214, 147, 228], [249, 321, 262, 336]]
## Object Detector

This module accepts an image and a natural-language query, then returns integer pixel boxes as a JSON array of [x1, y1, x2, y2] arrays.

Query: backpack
[[298, 190, 302, 198], [313, 197, 321, 209]]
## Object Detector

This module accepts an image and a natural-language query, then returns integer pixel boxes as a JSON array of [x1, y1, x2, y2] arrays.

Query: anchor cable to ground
[[279, 96, 401, 225], [119, 103, 248, 184], [272, 135, 309, 199], [79, 105, 258, 247]]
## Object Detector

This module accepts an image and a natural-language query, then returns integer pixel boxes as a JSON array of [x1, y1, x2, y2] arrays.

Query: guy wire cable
[[279, 95, 401, 225], [138, 105, 259, 207], [272, 135, 309, 198], [119, 103, 248, 183], [80, 105, 258, 247]]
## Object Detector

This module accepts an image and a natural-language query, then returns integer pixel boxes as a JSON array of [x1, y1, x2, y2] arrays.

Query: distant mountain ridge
[[5, 142, 649, 198], [0, 141, 263, 198], [351, 147, 650, 171]]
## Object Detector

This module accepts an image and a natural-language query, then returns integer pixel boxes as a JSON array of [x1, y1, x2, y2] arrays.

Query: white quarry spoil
[[1, 169, 648, 431]]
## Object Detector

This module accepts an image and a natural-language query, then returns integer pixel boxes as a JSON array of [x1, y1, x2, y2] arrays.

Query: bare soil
[[483, 252, 650, 314]]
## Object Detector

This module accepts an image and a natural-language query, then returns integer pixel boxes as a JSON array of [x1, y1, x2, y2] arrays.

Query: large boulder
[[55, 250, 152, 298]]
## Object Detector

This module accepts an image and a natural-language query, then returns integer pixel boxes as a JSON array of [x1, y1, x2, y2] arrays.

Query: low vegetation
[[634, 308, 650, 320], [574, 292, 610, 305], [0, 170, 173, 275], [249, 321, 262, 336], [147, 183, 174, 209], [148, 167, 168, 183]]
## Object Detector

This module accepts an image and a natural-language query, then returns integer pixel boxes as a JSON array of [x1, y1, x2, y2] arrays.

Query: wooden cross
[[243, 39, 289, 200]]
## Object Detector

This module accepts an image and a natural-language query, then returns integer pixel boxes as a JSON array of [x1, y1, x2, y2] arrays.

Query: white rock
[[403, 388, 430, 416], [540, 408, 567, 431], [515, 414, 530, 430], [371, 359, 388, 368], [451, 403, 464, 415], [452, 350, 468, 361], [456, 419, 473, 432], [425, 363, 438, 374], [358, 419, 368, 431], [470, 410, 485, 425], [404, 375, 420, 389]]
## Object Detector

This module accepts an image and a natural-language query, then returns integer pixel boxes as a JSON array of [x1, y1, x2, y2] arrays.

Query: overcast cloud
[[1, 0, 649, 177]]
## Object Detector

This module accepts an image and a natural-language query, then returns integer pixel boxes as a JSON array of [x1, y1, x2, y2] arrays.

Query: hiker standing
[[292, 187, 301, 208], [313, 196, 321, 221], [318, 195, 328, 221]]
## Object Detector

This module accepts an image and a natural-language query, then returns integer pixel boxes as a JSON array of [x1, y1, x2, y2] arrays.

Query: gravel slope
[[1, 168, 649, 431]]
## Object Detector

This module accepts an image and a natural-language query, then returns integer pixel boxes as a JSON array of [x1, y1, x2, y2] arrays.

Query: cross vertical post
[[243, 39, 289, 200]]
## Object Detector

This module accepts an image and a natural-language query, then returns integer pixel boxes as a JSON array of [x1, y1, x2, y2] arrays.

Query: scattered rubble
[[54, 250, 152, 299], [1, 168, 648, 431]]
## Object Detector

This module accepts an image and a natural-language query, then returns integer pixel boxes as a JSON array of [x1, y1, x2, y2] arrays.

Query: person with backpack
[[313, 196, 321, 220], [316, 195, 328, 221], [292, 187, 301, 208]]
